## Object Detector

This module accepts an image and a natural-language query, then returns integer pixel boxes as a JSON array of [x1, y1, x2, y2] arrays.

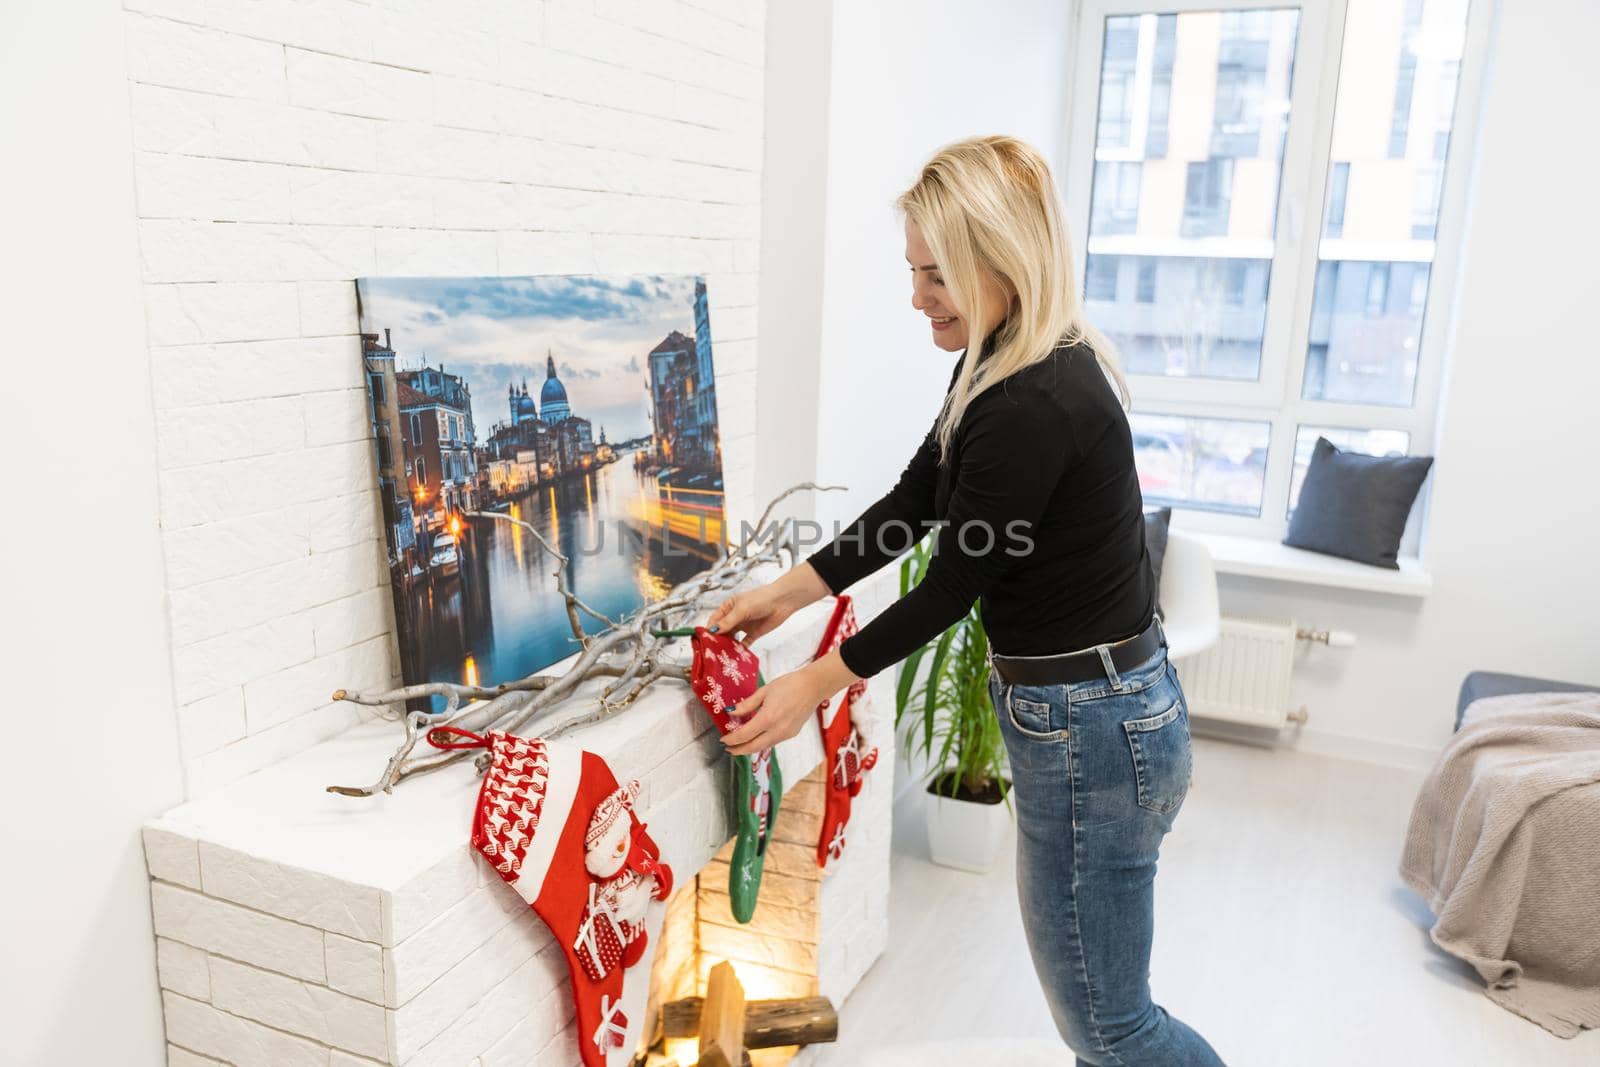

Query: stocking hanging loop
[[426, 725, 490, 751]]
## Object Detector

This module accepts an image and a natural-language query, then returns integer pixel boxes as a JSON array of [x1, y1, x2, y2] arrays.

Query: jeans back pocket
[[1122, 700, 1192, 814]]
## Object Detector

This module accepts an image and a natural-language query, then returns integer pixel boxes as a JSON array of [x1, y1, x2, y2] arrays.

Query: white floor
[[819, 738, 1593, 1066]]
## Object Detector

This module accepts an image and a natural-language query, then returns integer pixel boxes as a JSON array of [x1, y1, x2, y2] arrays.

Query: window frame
[[1060, 0, 1494, 552]]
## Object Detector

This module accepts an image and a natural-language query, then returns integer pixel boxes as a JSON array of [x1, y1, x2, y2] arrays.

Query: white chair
[[1158, 531, 1221, 661]]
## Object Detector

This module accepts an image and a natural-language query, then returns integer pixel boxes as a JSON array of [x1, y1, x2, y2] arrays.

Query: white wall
[[810, 0, 1076, 533], [1216, 0, 1600, 766], [755, 0, 832, 523], [0, 2, 185, 1065], [118, 0, 768, 795], [757, 0, 1078, 524]]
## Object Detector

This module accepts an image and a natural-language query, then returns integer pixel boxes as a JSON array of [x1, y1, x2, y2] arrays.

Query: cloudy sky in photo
[[356, 274, 706, 443]]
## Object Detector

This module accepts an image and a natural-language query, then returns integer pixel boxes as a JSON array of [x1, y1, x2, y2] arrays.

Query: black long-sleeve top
[[805, 339, 1155, 678]]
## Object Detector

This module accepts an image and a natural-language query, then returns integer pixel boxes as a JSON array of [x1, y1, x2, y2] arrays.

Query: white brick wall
[[144, 588, 895, 1066], [122, 0, 768, 792]]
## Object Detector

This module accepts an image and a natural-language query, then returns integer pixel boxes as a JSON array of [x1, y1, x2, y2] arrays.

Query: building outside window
[[1411, 164, 1444, 239], [1065, 0, 1481, 544], [1325, 161, 1350, 238], [1136, 259, 1158, 304], [1086, 255, 1121, 301], [1388, 0, 1427, 158], [1090, 161, 1143, 236], [1145, 14, 1178, 157], [1211, 11, 1274, 158], [1181, 158, 1235, 238], [1364, 263, 1390, 317], [1096, 18, 1141, 149]]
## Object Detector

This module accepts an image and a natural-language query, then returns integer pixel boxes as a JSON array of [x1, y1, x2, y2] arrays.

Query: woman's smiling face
[[906, 217, 1009, 353]]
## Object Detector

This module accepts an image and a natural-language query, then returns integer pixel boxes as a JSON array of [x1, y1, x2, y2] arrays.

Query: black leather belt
[[989, 617, 1165, 686]]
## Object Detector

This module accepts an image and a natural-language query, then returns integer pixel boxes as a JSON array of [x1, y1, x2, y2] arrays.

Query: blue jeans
[[990, 645, 1224, 1067]]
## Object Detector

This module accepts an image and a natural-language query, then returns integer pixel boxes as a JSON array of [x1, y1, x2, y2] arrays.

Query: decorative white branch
[[326, 484, 840, 797]]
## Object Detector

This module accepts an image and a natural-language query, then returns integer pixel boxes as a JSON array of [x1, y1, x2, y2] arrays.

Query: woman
[[711, 135, 1222, 1066]]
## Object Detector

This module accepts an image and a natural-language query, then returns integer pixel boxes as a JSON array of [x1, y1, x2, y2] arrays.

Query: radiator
[[1174, 616, 1299, 729]]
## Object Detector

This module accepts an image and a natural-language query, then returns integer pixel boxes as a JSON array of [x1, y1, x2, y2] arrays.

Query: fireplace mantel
[[142, 574, 895, 1066]]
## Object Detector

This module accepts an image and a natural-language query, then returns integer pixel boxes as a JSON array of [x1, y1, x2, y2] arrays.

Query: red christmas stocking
[[656, 626, 783, 923], [813, 596, 879, 868], [428, 727, 673, 1067]]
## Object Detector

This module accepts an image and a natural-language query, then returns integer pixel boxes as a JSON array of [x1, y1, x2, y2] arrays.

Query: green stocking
[[656, 627, 785, 923], [726, 670, 784, 921]]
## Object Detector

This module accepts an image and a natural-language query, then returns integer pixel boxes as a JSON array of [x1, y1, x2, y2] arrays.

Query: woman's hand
[[722, 649, 860, 756], [707, 562, 830, 644]]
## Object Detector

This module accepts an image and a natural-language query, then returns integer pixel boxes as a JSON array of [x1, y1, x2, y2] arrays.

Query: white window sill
[[1186, 531, 1433, 598]]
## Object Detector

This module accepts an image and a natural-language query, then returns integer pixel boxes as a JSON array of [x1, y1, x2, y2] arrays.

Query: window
[[1181, 158, 1236, 238], [1096, 18, 1141, 149], [1325, 161, 1350, 238], [1212, 12, 1274, 157], [1146, 15, 1178, 157], [409, 413, 422, 445], [415, 456, 427, 486], [1364, 263, 1390, 316], [1086, 255, 1120, 301], [1065, 0, 1480, 542], [1411, 163, 1444, 239], [379, 477, 398, 530], [376, 430, 392, 468], [1090, 161, 1142, 235], [367, 373, 387, 424], [1136, 259, 1158, 303], [1387, 0, 1427, 158], [1133, 412, 1272, 516], [1224, 261, 1250, 307], [1433, 59, 1460, 161]]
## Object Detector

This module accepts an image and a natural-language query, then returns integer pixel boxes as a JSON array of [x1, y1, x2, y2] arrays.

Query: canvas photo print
[[356, 275, 725, 711]]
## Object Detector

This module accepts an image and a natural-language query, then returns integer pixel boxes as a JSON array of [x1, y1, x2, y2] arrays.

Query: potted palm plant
[[897, 538, 1011, 872]]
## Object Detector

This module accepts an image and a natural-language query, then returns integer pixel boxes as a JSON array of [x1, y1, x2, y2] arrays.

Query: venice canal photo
[[356, 275, 725, 713]]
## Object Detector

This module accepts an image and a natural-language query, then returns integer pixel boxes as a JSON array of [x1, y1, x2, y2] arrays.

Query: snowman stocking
[[427, 727, 673, 1067], [812, 596, 879, 868], [654, 626, 783, 923]]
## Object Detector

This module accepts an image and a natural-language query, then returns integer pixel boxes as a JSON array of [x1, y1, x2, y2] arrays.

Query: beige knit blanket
[[1400, 691, 1600, 1038]]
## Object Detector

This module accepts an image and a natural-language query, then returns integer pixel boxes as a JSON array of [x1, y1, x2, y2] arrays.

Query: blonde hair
[[899, 135, 1128, 459]]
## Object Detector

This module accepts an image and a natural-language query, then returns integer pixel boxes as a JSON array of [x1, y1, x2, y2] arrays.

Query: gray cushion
[[1284, 437, 1433, 569], [1144, 507, 1171, 618], [1455, 671, 1599, 731]]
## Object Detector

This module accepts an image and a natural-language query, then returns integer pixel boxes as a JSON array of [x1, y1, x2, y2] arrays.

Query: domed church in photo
[[539, 350, 571, 424]]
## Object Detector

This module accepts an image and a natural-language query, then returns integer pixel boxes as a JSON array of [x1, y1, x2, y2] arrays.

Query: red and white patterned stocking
[[813, 596, 879, 867], [428, 727, 673, 1067]]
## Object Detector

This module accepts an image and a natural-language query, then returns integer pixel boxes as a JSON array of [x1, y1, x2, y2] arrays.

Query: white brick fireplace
[[142, 587, 895, 1066]]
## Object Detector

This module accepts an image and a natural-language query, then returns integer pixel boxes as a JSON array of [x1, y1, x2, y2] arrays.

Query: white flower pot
[[924, 781, 1011, 873]]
